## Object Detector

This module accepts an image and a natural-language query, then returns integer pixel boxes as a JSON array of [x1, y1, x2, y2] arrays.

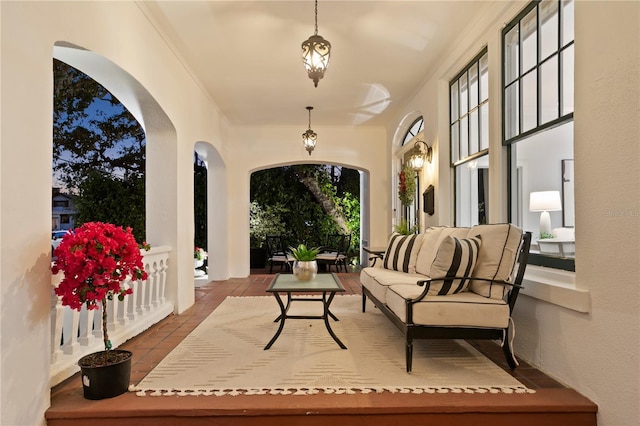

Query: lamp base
[[539, 211, 552, 236]]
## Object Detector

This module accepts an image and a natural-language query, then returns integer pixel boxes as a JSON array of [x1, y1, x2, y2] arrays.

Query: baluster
[[128, 279, 139, 322], [50, 290, 64, 364], [149, 260, 159, 309], [106, 298, 116, 332], [158, 258, 168, 304], [142, 271, 151, 312], [136, 274, 147, 316], [117, 279, 129, 326], [61, 307, 80, 355], [78, 306, 91, 346]]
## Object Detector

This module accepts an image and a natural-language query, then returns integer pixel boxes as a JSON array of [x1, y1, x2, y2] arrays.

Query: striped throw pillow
[[382, 233, 421, 273], [427, 235, 482, 295]]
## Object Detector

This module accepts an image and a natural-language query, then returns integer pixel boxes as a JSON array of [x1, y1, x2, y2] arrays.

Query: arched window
[[397, 116, 424, 232], [402, 117, 424, 146]]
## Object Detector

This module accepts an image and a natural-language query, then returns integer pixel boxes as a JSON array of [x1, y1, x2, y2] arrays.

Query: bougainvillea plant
[[52, 222, 149, 353], [194, 247, 208, 261], [398, 165, 416, 206]]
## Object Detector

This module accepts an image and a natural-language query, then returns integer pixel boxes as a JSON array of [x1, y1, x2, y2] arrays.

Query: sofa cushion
[[467, 224, 523, 299], [360, 267, 426, 304], [386, 284, 510, 328], [428, 235, 482, 295], [415, 227, 470, 275], [382, 233, 423, 273]]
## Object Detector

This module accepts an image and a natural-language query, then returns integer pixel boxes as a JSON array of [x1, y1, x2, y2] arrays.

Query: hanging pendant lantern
[[302, 106, 317, 155], [301, 0, 331, 87]]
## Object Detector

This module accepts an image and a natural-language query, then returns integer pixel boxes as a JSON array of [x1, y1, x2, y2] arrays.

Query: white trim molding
[[520, 266, 590, 313]]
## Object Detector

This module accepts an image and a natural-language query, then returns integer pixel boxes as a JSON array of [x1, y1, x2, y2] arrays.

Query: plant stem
[[102, 298, 109, 360]]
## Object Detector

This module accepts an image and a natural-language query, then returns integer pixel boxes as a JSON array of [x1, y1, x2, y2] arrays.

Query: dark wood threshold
[[46, 386, 597, 426]]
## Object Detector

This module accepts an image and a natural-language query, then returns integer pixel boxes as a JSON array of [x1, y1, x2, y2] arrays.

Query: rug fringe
[[130, 385, 535, 397]]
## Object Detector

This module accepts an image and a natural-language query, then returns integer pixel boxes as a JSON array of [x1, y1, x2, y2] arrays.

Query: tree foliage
[[74, 171, 146, 243], [250, 165, 360, 262], [53, 59, 146, 241]]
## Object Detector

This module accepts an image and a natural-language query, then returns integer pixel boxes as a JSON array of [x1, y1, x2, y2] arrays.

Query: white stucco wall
[[226, 125, 389, 277], [0, 2, 228, 425], [0, 2, 390, 425], [388, 2, 640, 425], [514, 3, 639, 426]]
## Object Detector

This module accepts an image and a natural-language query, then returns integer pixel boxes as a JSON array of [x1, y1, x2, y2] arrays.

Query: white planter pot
[[194, 258, 205, 277]]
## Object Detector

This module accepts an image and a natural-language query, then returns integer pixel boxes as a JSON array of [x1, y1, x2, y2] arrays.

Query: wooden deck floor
[[46, 272, 597, 426]]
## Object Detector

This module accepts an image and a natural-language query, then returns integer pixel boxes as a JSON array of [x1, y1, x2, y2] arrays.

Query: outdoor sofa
[[360, 224, 531, 373]]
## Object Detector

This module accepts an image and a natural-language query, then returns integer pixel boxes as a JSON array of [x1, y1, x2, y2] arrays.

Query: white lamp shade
[[529, 191, 562, 212]]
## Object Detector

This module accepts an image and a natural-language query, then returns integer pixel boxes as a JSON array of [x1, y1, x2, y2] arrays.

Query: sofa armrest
[[363, 247, 385, 267], [411, 277, 522, 304]]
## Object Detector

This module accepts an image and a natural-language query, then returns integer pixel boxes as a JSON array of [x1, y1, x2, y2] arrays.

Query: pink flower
[[52, 222, 147, 312]]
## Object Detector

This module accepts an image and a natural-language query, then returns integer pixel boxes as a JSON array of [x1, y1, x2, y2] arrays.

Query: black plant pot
[[78, 349, 132, 400]]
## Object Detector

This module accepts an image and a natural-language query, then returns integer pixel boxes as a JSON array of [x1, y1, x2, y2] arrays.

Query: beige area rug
[[131, 295, 533, 396]]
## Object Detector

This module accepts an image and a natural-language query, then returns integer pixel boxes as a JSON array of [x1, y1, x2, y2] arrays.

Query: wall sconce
[[408, 140, 433, 172], [529, 191, 562, 237]]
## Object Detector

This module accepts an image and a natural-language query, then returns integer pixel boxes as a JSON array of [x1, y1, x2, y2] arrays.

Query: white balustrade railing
[[49, 245, 173, 387]]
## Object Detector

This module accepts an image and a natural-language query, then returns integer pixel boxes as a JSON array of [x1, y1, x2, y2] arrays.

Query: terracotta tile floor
[[48, 272, 597, 426]]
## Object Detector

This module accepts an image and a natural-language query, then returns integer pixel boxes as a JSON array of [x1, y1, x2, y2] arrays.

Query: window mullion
[[518, 21, 524, 137], [466, 72, 471, 156], [557, 0, 564, 118]]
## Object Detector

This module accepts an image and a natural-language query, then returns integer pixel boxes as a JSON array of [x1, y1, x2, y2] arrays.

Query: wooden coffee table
[[264, 273, 347, 350]]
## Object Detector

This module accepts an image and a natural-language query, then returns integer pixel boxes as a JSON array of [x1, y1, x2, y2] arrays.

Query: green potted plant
[[194, 246, 208, 277], [393, 217, 419, 235], [52, 221, 149, 399], [289, 244, 320, 281]]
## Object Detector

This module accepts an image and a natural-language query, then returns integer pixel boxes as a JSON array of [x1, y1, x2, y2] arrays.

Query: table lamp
[[529, 191, 562, 237]]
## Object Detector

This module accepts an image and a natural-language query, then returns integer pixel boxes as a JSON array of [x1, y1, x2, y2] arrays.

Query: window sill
[[520, 265, 590, 313]]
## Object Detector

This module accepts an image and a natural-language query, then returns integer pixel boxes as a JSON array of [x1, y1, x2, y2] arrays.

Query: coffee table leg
[[323, 292, 347, 349], [264, 292, 286, 350], [273, 292, 292, 322]]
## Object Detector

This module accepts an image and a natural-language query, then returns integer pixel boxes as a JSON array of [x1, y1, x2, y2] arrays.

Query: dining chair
[[265, 235, 294, 273], [316, 233, 351, 272]]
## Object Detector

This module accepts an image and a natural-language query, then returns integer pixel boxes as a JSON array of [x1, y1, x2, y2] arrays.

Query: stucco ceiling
[[139, 1, 488, 127]]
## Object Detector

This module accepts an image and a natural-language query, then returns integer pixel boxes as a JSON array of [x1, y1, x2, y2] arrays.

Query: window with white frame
[[451, 48, 489, 227], [503, 0, 575, 270]]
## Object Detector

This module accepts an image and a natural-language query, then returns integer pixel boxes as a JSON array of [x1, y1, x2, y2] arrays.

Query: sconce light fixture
[[301, 0, 331, 87], [529, 191, 562, 236], [302, 106, 317, 155], [408, 140, 433, 172]]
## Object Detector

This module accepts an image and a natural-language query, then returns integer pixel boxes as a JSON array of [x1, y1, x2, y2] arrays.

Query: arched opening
[[49, 42, 192, 385], [249, 163, 364, 272], [195, 141, 227, 280], [194, 151, 208, 281], [52, 43, 178, 256]]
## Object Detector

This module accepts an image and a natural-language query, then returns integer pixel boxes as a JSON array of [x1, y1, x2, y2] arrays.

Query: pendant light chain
[[314, 0, 318, 35]]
